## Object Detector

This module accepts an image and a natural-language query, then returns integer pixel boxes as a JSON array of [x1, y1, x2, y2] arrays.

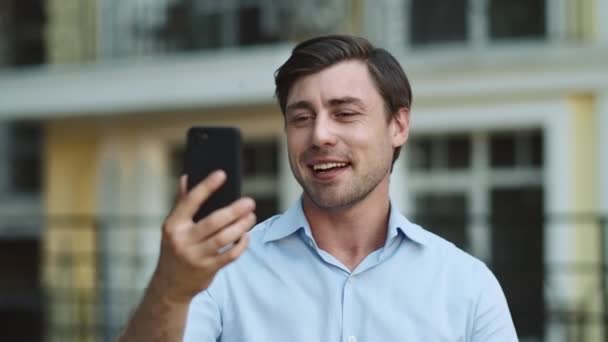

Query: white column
[[133, 136, 167, 289], [598, 92, 608, 325], [365, 0, 407, 51], [594, 90, 608, 342], [599, 92, 608, 219], [469, 0, 488, 50], [597, 0, 608, 43], [547, 0, 569, 43], [385, 0, 407, 51], [96, 135, 132, 334], [470, 132, 490, 261], [96, 131, 169, 335], [543, 103, 573, 342]]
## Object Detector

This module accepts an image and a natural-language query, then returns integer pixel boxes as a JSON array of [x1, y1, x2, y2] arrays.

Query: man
[[119, 35, 517, 341]]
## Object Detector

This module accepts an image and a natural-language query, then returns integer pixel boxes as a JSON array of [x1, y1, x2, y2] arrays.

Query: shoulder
[[404, 221, 494, 288], [244, 213, 285, 247]]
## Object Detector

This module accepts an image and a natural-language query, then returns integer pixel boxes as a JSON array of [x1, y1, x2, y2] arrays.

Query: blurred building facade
[[0, 0, 607, 341]]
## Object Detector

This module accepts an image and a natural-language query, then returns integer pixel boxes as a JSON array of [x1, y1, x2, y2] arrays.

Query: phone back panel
[[184, 127, 242, 222]]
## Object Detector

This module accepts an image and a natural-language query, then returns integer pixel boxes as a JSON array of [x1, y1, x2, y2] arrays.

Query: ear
[[390, 107, 410, 148]]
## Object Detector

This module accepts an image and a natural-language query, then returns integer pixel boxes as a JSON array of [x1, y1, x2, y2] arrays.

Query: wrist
[[148, 270, 194, 307]]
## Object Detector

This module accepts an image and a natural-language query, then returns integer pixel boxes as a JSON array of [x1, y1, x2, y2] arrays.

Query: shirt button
[[348, 336, 357, 342]]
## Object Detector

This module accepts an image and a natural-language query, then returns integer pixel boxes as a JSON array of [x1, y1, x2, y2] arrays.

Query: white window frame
[[600, 92, 608, 218], [365, 0, 568, 52], [406, 130, 544, 258]]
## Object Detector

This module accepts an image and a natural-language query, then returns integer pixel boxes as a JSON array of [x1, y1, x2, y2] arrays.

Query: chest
[[220, 265, 473, 342]]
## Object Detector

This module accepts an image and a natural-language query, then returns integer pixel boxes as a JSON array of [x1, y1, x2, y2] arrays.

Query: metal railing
[[1, 213, 607, 341]]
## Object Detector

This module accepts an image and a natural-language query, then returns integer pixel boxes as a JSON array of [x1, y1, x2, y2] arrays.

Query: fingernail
[[211, 170, 226, 180], [239, 197, 255, 209]]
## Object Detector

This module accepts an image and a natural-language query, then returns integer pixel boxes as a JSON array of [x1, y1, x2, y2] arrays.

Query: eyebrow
[[285, 100, 314, 114], [327, 96, 366, 109], [286, 96, 366, 114]]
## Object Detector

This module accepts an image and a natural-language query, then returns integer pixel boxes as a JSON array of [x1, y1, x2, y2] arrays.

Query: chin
[[306, 191, 360, 210]]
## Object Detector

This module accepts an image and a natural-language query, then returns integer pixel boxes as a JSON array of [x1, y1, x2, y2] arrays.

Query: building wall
[[44, 119, 100, 342], [29, 0, 608, 340], [47, 0, 97, 64], [569, 94, 602, 341]]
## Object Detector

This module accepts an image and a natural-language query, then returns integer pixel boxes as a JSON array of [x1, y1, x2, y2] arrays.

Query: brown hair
[[274, 34, 412, 166]]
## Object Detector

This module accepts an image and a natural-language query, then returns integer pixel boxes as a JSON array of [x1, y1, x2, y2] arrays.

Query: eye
[[336, 112, 358, 119], [288, 113, 313, 125]]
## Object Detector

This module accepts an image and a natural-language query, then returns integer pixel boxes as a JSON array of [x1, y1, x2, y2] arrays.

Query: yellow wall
[[568, 0, 597, 41], [44, 120, 100, 342], [570, 94, 602, 340], [47, 0, 97, 64]]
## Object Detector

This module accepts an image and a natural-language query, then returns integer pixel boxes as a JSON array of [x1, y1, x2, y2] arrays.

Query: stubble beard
[[295, 158, 392, 211]]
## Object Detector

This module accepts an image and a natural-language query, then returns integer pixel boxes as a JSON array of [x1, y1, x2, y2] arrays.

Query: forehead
[[286, 60, 383, 108]]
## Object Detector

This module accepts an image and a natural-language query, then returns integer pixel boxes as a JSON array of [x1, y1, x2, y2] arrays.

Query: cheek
[[286, 134, 305, 162], [357, 128, 393, 160], [348, 126, 386, 151]]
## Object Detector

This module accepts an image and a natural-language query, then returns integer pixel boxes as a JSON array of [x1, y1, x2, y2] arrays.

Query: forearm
[[117, 278, 191, 342]]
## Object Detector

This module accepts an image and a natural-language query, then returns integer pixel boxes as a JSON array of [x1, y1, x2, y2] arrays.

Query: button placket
[[342, 276, 356, 342]]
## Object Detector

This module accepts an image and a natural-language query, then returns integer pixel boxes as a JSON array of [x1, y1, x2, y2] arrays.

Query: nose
[[311, 113, 337, 147]]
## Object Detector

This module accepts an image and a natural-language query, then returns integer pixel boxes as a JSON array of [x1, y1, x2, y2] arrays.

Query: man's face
[[284, 60, 409, 210]]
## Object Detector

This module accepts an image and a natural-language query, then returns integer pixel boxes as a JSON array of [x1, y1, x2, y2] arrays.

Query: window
[[7, 122, 42, 193], [414, 193, 468, 249], [409, 134, 471, 171], [160, 0, 281, 52], [101, 0, 286, 57], [490, 130, 543, 168], [410, 0, 467, 46], [489, 0, 546, 39], [407, 0, 547, 47], [242, 140, 279, 222], [0, 0, 46, 67], [491, 186, 544, 338]]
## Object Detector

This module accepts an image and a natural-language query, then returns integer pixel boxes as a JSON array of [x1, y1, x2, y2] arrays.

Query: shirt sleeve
[[471, 263, 519, 342], [183, 289, 223, 342]]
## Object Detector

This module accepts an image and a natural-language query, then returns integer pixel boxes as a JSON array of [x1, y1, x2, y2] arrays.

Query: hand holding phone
[[147, 126, 254, 305]]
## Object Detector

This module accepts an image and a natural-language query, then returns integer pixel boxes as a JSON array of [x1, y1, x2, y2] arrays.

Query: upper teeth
[[313, 162, 347, 171]]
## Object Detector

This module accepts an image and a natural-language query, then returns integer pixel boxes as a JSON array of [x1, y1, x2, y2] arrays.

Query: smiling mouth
[[310, 162, 349, 174]]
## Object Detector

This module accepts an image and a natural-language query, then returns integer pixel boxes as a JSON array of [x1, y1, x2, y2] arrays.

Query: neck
[[302, 178, 391, 271]]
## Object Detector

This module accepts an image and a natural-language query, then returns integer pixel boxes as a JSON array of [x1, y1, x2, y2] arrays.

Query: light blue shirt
[[184, 198, 518, 341]]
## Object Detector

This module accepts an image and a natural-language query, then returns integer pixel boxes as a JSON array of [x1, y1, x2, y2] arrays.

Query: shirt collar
[[262, 196, 429, 246], [262, 197, 309, 243], [387, 202, 429, 246]]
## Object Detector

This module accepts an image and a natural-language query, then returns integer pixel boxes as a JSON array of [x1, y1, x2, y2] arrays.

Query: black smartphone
[[184, 126, 243, 222]]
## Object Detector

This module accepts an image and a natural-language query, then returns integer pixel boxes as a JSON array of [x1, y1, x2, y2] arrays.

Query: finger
[[190, 198, 255, 241], [198, 212, 255, 255], [174, 170, 226, 219], [171, 175, 188, 206], [210, 232, 250, 269], [179, 174, 188, 197]]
